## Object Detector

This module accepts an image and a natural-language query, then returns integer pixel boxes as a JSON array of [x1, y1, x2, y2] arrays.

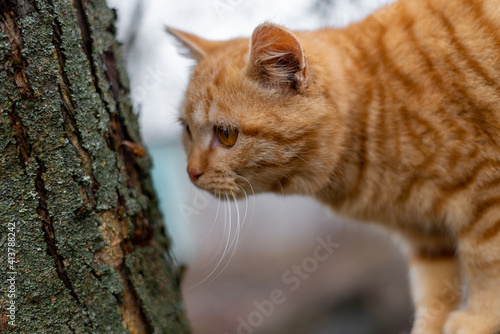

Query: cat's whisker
[[220, 193, 232, 261], [276, 178, 285, 198], [205, 193, 232, 276], [200, 192, 221, 242], [236, 185, 249, 228], [227, 191, 241, 250], [218, 192, 240, 259], [189, 193, 231, 288], [213, 193, 230, 259], [203, 192, 242, 285], [206, 193, 237, 283], [200, 197, 226, 271], [199, 193, 223, 271], [290, 153, 313, 168], [235, 175, 255, 197], [235, 183, 254, 244], [235, 175, 256, 228], [226, 192, 242, 260]]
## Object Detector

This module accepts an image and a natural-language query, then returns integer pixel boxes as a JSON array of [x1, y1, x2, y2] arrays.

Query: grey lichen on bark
[[0, 0, 190, 333]]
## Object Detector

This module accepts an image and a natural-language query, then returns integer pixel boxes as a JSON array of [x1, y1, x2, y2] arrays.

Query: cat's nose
[[188, 168, 203, 182]]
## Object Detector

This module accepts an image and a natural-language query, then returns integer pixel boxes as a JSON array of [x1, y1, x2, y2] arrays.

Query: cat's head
[[167, 23, 347, 198]]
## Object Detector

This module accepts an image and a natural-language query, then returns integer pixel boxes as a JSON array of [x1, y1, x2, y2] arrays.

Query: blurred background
[[105, 0, 413, 333]]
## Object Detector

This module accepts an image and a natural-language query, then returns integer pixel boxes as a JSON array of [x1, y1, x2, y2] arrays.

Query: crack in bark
[[94, 202, 155, 333], [102, 50, 120, 101], [72, 0, 112, 117], [35, 159, 81, 304], [103, 51, 155, 249], [129, 211, 154, 248], [71, 0, 146, 199], [109, 112, 140, 189], [110, 113, 155, 249], [103, 50, 146, 186], [89, 267, 102, 282], [7, 101, 31, 166], [2, 3, 32, 168], [51, 12, 98, 211], [27, 0, 39, 13], [0, 2, 34, 100], [116, 247, 154, 334], [74, 0, 155, 250], [72, 0, 94, 84], [113, 192, 155, 333]]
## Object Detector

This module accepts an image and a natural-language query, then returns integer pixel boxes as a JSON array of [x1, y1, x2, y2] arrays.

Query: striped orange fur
[[168, 0, 500, 333]]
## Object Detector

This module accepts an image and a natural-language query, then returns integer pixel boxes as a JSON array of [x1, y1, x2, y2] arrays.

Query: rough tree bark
[[0, 0, 190, 333]]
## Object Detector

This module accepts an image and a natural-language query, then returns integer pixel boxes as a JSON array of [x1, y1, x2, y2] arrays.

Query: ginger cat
[[167, 0, 500, 333]]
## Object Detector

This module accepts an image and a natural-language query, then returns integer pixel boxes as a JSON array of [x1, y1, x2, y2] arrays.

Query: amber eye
[[216, 126, 238, 147]]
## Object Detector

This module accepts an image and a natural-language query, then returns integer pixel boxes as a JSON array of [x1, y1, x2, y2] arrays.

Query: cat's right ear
[[248, 23, 308, 92], [166, 27, 222, 62]]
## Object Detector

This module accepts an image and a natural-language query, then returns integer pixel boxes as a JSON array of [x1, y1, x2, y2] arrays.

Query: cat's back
[[321, 0, 500, 221], [340, 0, 500, 132], [403, 0, 500, 111], [403, 0, 500, 143]]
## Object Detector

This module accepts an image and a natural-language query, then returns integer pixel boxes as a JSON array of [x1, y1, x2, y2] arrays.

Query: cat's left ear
[[166, 27, 223, 62], [248, 23, 308, 92]]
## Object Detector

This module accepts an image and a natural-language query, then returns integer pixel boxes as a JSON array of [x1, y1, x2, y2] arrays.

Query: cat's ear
[[248, 23, 307, 92], [166, 27, 223, 62]]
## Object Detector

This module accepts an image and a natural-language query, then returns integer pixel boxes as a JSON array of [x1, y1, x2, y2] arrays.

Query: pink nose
[[188, 169, 203, 182]]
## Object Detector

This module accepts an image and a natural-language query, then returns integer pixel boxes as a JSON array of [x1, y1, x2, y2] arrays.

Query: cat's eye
[[185, 123, 191, 137], [216, 126, 238, 147]]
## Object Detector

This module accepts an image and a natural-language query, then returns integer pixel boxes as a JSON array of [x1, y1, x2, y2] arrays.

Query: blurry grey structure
[[107, 0, 411, 333]]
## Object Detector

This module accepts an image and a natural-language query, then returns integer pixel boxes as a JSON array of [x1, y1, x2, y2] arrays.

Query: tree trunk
[[0, 0, 190, 333]]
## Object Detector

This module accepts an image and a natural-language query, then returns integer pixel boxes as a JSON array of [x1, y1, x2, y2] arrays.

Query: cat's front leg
[[444, 224, 500, 334], [408, 248, 462, 334]]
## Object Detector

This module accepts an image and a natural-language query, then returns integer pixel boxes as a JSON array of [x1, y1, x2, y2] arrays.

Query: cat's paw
[[444, 310, 500, 334]]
